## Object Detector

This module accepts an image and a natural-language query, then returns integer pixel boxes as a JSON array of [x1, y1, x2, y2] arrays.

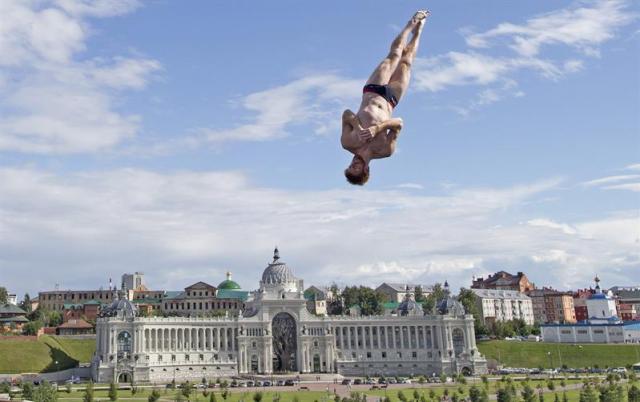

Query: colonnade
[[334, 324, 444, 351], [137, 326, 237, 353]]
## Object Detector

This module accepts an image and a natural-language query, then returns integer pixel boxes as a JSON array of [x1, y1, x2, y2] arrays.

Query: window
[[172, 355, 176, 362], [351, 352, 356, 358], [158, 355, 163, 362], [381, 352, 387, 358], [366, 352, 371, 358], [199, 354, 204, 361], [397, 352, 402, 358], [185, 354, 190, 361], [412, 351, 417, 358]]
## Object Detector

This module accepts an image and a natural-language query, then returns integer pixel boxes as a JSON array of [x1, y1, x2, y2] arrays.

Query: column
[[377, 326, 382, 349], [216, 328, 221, 350], [391, 326, 397, 349], [399, 326, 405, 349], [347, 327, 352, 350]]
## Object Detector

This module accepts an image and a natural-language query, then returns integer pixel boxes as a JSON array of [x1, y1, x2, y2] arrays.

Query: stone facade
[[92, 249, 486, 383]]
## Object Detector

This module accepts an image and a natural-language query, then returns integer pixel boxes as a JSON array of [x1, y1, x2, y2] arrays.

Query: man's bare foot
[[412, 10, 430, 23]]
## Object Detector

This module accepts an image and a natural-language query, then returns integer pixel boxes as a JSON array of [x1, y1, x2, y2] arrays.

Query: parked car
[[262, 381, 272, 387], [256, 381, 264, 387], [353, 379, 362, 385], [341, 379, 352, 385], [246, 381, 255, 387], [285, 380, 295, 386]]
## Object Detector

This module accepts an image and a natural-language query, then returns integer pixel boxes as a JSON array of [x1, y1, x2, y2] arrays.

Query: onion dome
[[100, 297, 138, 319], [218, 271, 241, 290], [261, 247, 295, 285]]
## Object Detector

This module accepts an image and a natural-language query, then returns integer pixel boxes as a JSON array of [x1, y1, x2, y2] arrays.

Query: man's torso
[[348, 93, 396, 159]]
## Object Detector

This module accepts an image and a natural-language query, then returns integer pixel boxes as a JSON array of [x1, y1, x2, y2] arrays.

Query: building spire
[[273, 246, 280, 262], [226, 271, 232, 280]]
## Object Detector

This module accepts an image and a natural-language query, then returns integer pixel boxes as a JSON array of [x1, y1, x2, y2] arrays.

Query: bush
[[149, 390, 161, 402], [253, 392, 263, 402], [83, 382, 94, 402], [22, 382, 35, 400], [33, 381, 58, 402], [109, 382, 118, 401]]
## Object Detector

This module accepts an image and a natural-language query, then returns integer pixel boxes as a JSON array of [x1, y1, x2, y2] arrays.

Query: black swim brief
[[363, 84, 398, 108]]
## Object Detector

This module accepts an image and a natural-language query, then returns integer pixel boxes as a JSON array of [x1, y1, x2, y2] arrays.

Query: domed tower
[[218, 271, 241, 290], [259, 247, 304, 299]]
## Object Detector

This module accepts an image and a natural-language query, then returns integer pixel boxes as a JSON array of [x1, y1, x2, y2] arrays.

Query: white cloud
[[527, 218, 577, 235], [198, 74, 361, 143], [0, 1, 159, 154], [396, 183, 424, 190], [582, 174, 640, 187], [465, 0, 635, 57], [1, 168, 635, 295], [603, 183, 640, 192], [413, 0, 635, 112], [625, 163, 640, 171]]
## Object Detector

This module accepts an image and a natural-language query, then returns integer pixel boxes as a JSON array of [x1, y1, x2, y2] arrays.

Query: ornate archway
[[118, 372, 132, 383], [272, 312, 297, 372]]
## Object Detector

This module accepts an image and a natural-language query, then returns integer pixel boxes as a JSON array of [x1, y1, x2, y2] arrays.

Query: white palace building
[[92, 249, 487, 383]]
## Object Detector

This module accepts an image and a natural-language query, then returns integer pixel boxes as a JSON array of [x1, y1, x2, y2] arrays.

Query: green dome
[[218, 272, 241, 290]]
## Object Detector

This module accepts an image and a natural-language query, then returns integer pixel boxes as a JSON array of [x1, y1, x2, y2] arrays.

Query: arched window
[[117, 331, 132, 355], [452, 328, 464, 356]]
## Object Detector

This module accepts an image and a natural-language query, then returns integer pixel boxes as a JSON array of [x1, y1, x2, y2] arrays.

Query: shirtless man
[[341, 10, 428, 185]]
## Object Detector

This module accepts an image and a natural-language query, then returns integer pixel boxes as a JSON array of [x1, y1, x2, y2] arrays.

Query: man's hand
[[358, 126, 377, 142]]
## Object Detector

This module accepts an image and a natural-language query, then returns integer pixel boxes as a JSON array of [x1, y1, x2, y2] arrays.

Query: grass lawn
[[477, 340, 640, 368], [0, 335, 96, 374], [53, 385, 635, 402]]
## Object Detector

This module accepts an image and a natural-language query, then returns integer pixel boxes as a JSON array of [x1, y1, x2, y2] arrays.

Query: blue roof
[[590, 293, 609, 299]]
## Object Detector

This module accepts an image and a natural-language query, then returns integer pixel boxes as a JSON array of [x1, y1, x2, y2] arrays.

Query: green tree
[[209, 392, 217, 402], [428, 390, 436, 400], [181, 382, 193, 398], [547, 380, 555, 391], [423, 283, 445, 313], [397, 390, 407, 402], [415, 286, 426, 303], [497, 388, 513, 402], [469, 386, 481, 402], [629, 385, 640, 402], [480, 388, 489, 402], [83, 382, 94, 402], [33, 381, 58, 402], [20, 293, 33, 313], [562, 392, 568, 402], [413, 389, 420, 401], [22, 382, 35, 400], [109, 382, 118, 401], [22, 319, 43, 335], [253, 392, 263, 402], [457, 288, 487, 334], [0, 287, 8, 305], [481, 375, 489, 389], [521, 384, 536, 402], [46, 310, 63, 327], [579, 384, 598, 402], [149, 390, 161, 402]]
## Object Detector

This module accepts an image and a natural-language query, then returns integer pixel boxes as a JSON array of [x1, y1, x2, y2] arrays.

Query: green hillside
[[478, 340, 640, 368], [0, 335, 95, 374]]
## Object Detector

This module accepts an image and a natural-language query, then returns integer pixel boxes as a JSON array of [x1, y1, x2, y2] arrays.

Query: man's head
[[344, 155, 370, 185]]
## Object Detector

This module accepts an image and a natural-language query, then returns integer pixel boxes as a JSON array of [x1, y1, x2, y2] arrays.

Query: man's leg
[[365, 15, 420, 86], [387, 16, 425, 102]]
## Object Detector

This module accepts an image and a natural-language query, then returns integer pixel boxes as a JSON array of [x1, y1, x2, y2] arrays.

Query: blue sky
[[0, 0, 638, 298]]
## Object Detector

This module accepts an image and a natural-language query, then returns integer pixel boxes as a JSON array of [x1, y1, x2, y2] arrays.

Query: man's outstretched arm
[[357, 118, 403, 142]]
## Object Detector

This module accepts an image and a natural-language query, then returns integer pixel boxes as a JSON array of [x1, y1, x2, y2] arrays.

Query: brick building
[[471, 271, 535, 293]]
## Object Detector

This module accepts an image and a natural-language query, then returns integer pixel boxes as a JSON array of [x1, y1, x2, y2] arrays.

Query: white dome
[[261, 247, 296, 285]]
